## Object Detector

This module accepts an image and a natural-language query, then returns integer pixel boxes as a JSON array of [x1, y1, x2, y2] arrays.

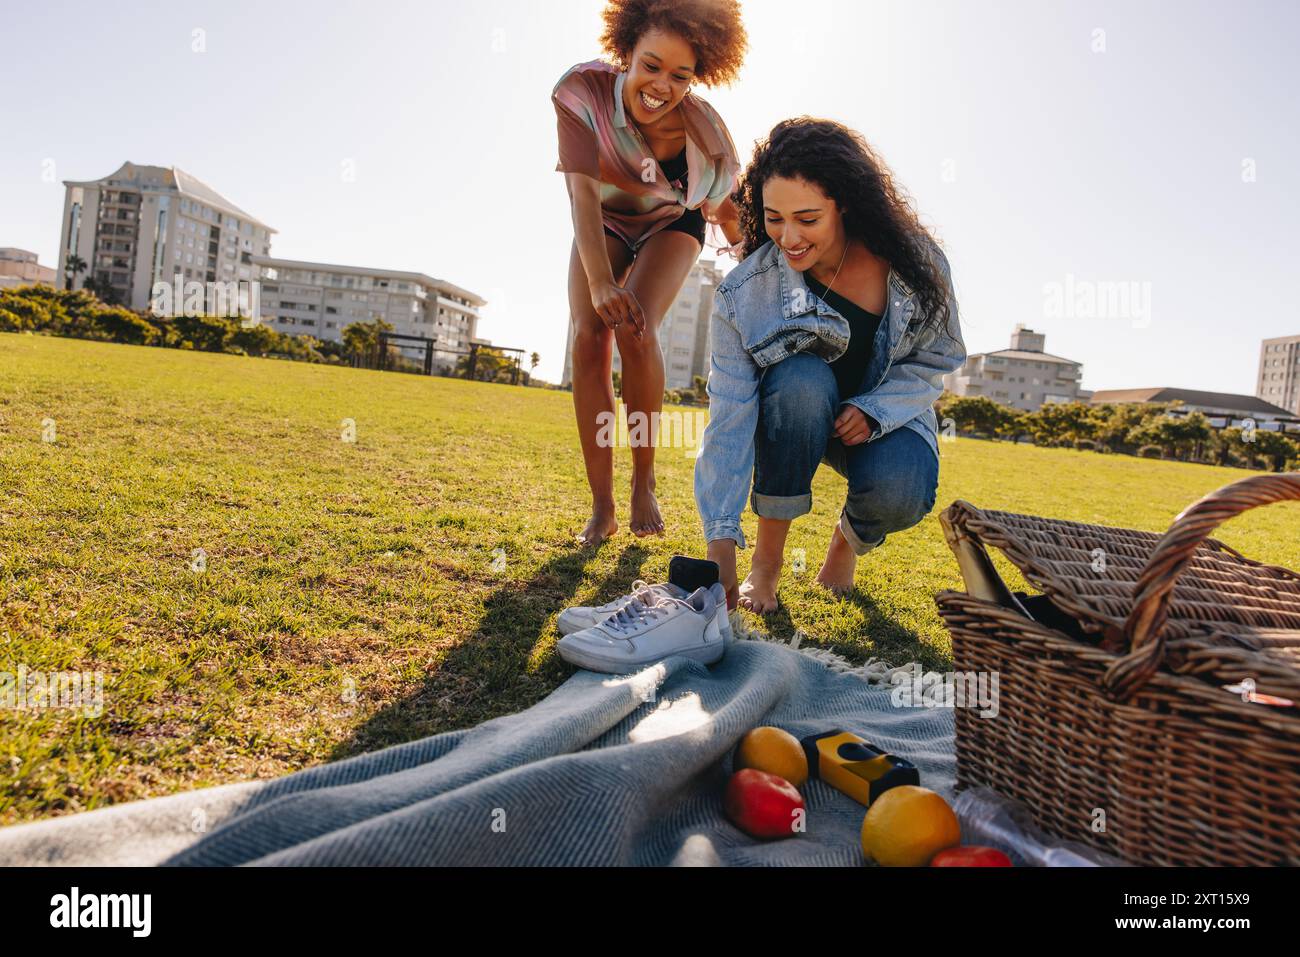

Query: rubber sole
[[556, 637, 726, 674]]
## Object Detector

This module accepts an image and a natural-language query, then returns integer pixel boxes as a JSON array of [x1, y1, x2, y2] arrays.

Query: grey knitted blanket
[[0, 639, 956, 866]]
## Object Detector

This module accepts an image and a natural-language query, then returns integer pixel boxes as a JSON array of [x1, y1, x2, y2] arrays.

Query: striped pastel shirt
[[552, 60, 741, 249]]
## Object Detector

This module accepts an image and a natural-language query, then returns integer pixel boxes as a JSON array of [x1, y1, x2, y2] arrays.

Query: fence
[[356, 333, 527, 384]]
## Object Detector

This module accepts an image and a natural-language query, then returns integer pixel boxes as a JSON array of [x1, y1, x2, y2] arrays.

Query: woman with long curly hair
[[694, 118, 967, 612], [554, 0, 747, 546]]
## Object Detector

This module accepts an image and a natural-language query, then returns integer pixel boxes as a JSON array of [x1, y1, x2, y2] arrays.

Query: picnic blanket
[[0, 636, 956, 866]]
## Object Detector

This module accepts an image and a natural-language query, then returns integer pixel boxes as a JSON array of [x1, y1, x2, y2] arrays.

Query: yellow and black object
[[800, 730, 919, 806]]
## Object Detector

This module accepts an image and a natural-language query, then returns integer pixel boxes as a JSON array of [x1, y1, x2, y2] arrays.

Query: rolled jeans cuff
[[838, 510, 886, 556], [703, 519, 746, 550], [751, 490, 812, 521]]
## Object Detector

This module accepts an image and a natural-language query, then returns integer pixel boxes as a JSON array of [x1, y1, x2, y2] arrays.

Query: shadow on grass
[[331, 540, 652, 760], [746, 577, 949, 673], [838, 587, 950, 672]]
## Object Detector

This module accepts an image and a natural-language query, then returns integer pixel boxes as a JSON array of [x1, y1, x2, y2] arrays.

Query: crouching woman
[[694, 118, 966, 612]]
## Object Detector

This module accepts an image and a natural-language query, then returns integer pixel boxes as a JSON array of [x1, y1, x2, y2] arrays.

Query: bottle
[[951, 787, 1125, 867]]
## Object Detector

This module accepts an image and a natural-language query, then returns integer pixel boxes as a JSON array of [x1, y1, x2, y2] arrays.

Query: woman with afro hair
[[554, 0, 748, 546]]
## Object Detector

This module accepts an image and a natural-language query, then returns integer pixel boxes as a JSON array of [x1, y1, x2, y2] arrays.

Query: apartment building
[[56, 161, 275, 312], [252, 256, 484, 371], [942, 324, 1088, 411], [1258, 334, 1300, 416], [561, 258, 724, 392], [0, 248, 56, 289]]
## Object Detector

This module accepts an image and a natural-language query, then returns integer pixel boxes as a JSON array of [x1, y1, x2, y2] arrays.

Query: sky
[[2, 0, 1297, 391]]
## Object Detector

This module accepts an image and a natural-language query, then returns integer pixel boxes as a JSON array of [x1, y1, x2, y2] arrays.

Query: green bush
[[0, 284, 331, 365]]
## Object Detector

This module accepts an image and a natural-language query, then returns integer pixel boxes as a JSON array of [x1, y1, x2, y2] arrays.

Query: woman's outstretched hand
[[834, 405, 877, 446], [590, 280, 645, 339]]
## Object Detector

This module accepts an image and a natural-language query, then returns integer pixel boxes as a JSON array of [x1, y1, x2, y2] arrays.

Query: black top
[[659, 148, 688, 188], [804, 274, 883, 401]]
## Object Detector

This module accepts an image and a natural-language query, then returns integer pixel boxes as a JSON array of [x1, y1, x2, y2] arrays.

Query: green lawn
[[1, 331, 1297, 825]]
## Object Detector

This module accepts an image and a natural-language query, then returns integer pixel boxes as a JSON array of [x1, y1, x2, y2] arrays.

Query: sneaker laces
[[602, 595, 680, 638], [597, 579, 661, 614]]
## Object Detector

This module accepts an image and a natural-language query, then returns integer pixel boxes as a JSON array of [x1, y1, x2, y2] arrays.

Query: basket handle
[[1103, 472, 1300, 700]]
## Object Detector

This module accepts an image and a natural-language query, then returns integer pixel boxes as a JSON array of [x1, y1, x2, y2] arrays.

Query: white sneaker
[[556, 580, 687, 635], [557, 583, 730, 673]]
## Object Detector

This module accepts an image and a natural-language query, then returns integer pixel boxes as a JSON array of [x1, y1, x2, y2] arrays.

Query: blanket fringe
[[728, 610, 925, 687]]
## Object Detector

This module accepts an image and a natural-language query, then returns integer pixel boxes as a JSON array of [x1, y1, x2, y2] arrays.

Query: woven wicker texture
[[936, 473, 1300, 866]]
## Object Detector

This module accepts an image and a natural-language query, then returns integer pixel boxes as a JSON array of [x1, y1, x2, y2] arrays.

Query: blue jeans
[[750, 353, 939, 555]]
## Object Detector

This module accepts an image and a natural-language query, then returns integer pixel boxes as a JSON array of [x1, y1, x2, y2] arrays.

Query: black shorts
[[604, 206, 706, 254]]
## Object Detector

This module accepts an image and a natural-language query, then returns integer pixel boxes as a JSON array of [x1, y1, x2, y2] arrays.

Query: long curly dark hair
[[734, 117, 952, 337]]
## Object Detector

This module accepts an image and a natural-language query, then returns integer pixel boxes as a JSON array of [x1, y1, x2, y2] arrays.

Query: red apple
[[929, 845, 1013, 867], [724, 768, 805, 840]]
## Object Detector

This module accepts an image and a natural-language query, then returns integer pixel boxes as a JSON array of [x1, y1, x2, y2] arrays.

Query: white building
[[57, 162, 275, 312], [252, 256, 484, 371], [562, 258, 723, 392], [943, 324, 1088, 411], [1258, 334, 1300, 416]]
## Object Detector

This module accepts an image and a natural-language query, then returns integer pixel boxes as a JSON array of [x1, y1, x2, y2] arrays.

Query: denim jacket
[[694, 239, 966, 548]]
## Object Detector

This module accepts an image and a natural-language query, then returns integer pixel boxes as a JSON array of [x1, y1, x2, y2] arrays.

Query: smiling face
[[621, 27, 697, 127], [761, 175, 847, 273]]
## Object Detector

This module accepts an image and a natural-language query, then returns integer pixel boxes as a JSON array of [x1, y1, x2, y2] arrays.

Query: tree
[[341, 318, 394, 363], [81, 274, 118, 305], [1022, 401, 1102, 447], [63, 254, 87, 291], [1126, 412, 1211, 461], [95, 305, 158, 345], [939, 396, 1018, 439], [456, 345, 519, 383], [1088, 401, 1191, 455], [173, 314, 234, 353], [995, 410, 1033, 443], [530, 352, 540, 373], [0, 290, 52, 331], [693, 374, 708, 403], [1250, 429, 1299, 472]]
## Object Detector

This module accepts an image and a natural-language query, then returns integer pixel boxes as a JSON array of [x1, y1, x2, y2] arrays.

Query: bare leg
[[739, 516, 791, 614], [617, 229, 702, 536], [568, 236, 634, 546], [815, 522, 858, 595]]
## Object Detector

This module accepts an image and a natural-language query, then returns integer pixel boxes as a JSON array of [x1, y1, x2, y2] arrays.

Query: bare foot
[[576, 510, 618, 547], [738, 554, 782, 614], [815, 524, 858, 596], [629, 484, 664, 537]]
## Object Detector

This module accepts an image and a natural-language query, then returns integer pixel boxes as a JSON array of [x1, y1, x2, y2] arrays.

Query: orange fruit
[[861, 785, 961, 867], [734, 726, 808, 788]]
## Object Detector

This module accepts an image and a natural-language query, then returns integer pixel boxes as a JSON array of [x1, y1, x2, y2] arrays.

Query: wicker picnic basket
[[934, 473, 1300, 866]]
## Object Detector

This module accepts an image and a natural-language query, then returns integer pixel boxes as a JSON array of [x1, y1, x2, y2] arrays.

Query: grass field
[[2, 331, 1298, 825]]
